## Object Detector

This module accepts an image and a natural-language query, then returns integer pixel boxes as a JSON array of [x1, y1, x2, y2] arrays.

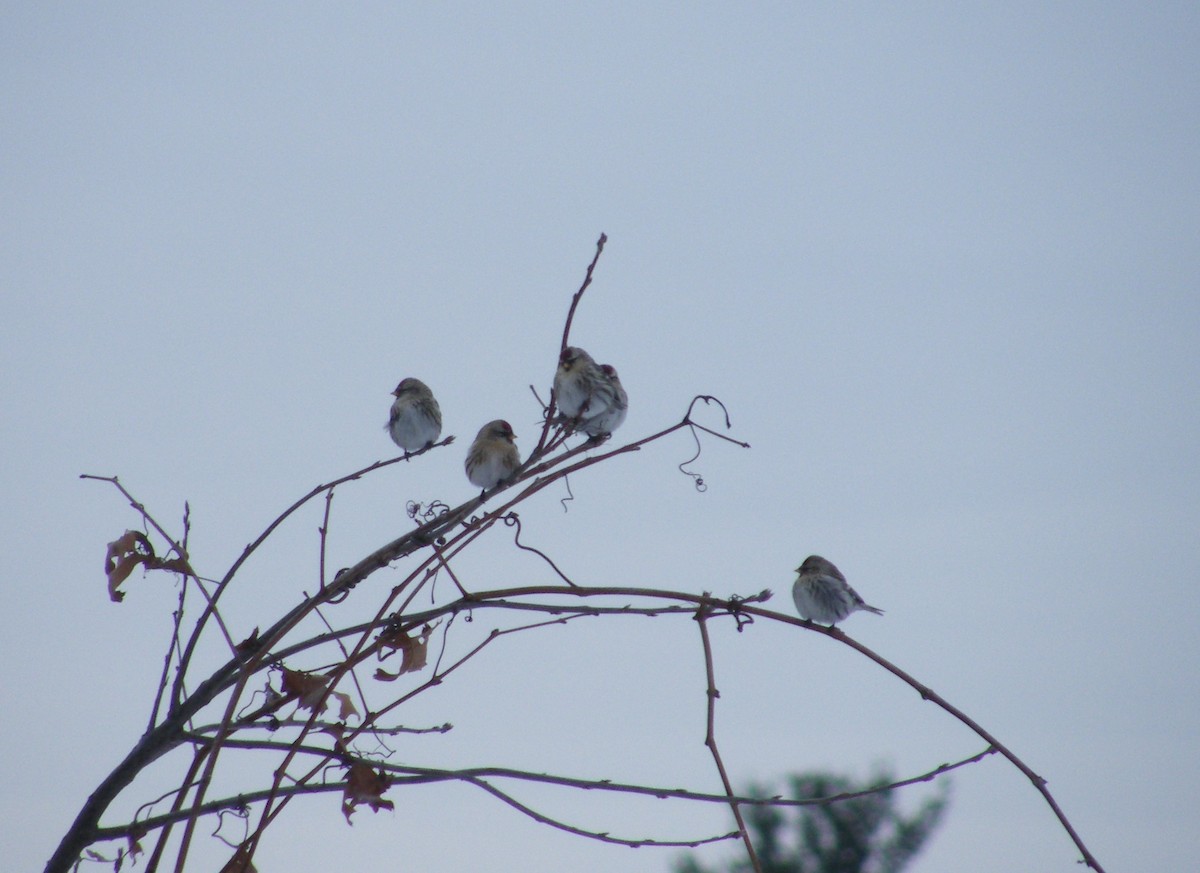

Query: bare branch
[[561, 233, 608, 355], [465, 775, 737, 849], [695, 604, 763, 873], [171, 435, 455, 708], [534, 232, 607, 458], [56, 238, 1106, 873]]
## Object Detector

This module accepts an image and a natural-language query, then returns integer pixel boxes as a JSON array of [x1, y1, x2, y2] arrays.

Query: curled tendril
[[212, 804, 251, 847], [682, 394, 750, 448], [677, 425, 708, 492], [503, 512, 577, 586], [725, 595, 756, 633], [676, 394, 751, 491], [406, 500, 451, 525], [234, 682, 280, 723], [558, 475, 576, 513], [684, 394, 732, 429], [327, 567, 353, 604]]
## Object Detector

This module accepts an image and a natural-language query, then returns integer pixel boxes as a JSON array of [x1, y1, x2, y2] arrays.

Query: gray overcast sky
[[3, 4, 1198, 872]]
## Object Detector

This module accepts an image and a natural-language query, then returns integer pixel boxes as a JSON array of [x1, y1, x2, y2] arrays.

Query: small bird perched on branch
[[465, 420, 520, 490], [792, 555, 884, 626], [554, 346, 605, 420], [385, 378, 442, 452], [554, 346, 627, 437], [581, 363, 628, 437]]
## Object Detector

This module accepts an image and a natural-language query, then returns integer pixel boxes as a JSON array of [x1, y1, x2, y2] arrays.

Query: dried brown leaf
[[342, 760, 393, 824], [374, 623, 433, 681], [104, 530, 154, 602], [333, 690, 358, 722], [280, 667, 330, 713]]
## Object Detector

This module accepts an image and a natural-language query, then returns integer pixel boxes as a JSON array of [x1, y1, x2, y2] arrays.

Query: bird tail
[[863, 605, 885, 616]]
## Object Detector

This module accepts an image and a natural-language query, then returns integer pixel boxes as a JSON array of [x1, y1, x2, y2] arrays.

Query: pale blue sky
[[4, 4, 1198, 872]]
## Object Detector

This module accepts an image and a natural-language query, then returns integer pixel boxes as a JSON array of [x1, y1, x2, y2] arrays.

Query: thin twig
[[141, 746, 209, 873], [465, 775, 736, 848], [560, 232, 607, 354], [62, 240, 1105, 873], [534, 232, 607, 458], [429, 540, 471, 598], [82, 475, 240, 658], [318, 488, 335, 591], [147, 564, 188, 734], [99, 746, 993, 844], [695, 603, 763, 873], [170, 437, 454, 708]]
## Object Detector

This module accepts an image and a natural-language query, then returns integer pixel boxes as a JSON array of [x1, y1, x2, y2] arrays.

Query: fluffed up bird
[[465, 419, 520, 490], [580, 363, 628, 437], [386, 377, 442, 452], [553, 346, 607, 421], [792, 555, 884, 626]]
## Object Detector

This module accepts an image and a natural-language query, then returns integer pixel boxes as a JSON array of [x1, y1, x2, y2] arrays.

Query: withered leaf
[[280, 667, 330, 713], [374, 623, 433, 681], [104, 530, 154, 602], [342, 760, 393, 824], [333, 690, 359, 721]]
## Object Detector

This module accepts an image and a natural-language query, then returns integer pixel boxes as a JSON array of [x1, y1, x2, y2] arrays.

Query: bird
[[464, 419, 520, 490], [385, 378, 442, 452], [791, 555, 884, 626], [553, 346, 607, 422], [580, 363, 628, 437]]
